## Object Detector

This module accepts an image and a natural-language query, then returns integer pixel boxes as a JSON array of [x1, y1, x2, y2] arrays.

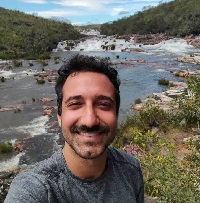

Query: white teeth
[[81, 133, 98, 137]]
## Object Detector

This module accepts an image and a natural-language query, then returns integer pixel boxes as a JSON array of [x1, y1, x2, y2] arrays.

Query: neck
[[62, 143, 108, 179]]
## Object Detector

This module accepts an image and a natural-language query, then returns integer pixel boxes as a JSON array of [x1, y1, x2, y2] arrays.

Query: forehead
[[62, 71, 115, 98]]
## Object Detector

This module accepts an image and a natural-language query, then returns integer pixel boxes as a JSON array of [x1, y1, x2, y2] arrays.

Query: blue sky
[[0, 0, 172, 25]]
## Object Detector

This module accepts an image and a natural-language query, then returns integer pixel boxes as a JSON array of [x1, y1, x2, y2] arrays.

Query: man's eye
[[98, 102, 112, 108], [67, 102, 81, 107]]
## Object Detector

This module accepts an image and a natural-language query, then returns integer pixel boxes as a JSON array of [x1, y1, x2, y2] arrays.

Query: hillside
[[101, 0, 200, 37], [0, 7, 82, 59]]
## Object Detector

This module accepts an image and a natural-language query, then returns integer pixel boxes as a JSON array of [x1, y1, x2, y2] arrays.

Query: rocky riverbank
[[0, 169, 20, 202]]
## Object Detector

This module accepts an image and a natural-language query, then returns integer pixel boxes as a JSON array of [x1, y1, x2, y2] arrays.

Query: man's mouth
[[79, 132, 104, 137]]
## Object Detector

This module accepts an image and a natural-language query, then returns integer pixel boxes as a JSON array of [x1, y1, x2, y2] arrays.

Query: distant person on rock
[[5, 54, 144, 203]]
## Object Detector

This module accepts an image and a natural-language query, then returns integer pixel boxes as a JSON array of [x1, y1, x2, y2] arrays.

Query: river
[[0, 37, 199, 171]]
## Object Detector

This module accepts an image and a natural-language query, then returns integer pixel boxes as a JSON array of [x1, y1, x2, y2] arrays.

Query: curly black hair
[[55, 54, 121, 116]]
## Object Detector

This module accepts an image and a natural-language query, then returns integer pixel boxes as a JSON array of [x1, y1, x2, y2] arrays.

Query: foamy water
[[143, 38, 199, 56], [0, 69, 37, 80], [0, 70, 15, 78], [13, 115, 49, 137], [0, 152, 25, 172], [55, 37, 200, 56]]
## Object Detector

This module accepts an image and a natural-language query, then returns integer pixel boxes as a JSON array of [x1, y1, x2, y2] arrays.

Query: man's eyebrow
[[65, 95, 82, 103], [97, 95, 115, 103]]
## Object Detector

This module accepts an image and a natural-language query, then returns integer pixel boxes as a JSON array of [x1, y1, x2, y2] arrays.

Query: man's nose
[[81, 105, 99, 128]]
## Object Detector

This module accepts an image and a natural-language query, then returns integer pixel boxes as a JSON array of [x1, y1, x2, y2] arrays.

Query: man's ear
[[57, 114, 61, 127]]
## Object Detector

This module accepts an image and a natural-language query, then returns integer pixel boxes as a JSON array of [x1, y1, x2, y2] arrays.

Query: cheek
[[60, 111, 80, 127], [103, 113, 117, 129]]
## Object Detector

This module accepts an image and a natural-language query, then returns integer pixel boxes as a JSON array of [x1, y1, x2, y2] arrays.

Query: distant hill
[[0, 7, 82, 59], [101, 0, 200, 37]]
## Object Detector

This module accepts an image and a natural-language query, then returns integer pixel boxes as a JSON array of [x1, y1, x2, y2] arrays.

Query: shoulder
[[108, 147, 141, 170], [30, 148, 65, 178], [4, 149, 65, 202]]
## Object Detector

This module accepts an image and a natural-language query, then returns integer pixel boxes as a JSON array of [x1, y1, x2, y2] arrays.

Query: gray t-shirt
[[5, 147, 144, 203]]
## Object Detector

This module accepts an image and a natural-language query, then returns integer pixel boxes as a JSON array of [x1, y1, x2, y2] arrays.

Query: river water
[[0, 38, 199, 171]]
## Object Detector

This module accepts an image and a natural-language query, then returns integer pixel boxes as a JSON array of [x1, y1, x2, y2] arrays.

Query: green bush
[[0, 76, 6, 82], [158, 78, 169, 86], [111, 44, 116, 50], [36, 78, 45, 84], [0, 142, 13, 153], [117, 125, 199, 202], [38, 53, 50, 60], [13, 60, 22, 67], [114, 77, 200, 202], [134, 98, 142, 104], [39, 60, 48, 67]]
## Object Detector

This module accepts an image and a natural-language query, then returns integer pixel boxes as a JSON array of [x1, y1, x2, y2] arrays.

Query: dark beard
[[62, 124, 113, 160]]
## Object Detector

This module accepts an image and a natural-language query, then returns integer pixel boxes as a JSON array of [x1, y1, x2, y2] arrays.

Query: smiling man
[[5, 54, 144, 203]]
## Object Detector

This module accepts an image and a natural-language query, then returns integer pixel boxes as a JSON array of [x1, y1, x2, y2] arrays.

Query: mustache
[[70, 125, 110, 134]]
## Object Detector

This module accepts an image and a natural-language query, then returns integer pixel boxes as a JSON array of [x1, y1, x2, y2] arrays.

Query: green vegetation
[[0, 142, 13, 153], [36, 78, 45, 84], [0, 7, 82, 60], [29, 62, 33, 67], [75, 24, 101, 32], [113, 77, 200, 202], [158, 78, 169, 86], [39, 60, 48, 67], [134, 98, 142, 104], [101, 0, 200, 36], [54, 56, 60, 64], [0, 76, 6, 82], [111, 44, 116, 50], [13, 60, 22, 67]]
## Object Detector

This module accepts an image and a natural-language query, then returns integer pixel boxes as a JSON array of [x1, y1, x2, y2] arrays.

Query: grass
[[0, 142, 13, 153]]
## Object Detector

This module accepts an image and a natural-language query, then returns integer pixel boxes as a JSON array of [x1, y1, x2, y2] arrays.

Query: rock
[[42, 106, 56, 116], [153, 93, 173, 103], [13, 141, 24, 152], [132, 103, 143, 111], [0, 169, 20, 201], [183, 135, 200, 143], [39, 98, 54, 103], [176, 53, 200, 65], [0, 104, 24, 113]]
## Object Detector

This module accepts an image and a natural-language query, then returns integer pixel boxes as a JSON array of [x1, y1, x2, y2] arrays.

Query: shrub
[[39, 60, 48, 67], [117, 126, 199, 202], [111, 44, 116, 50], [38, 52, 51, 60], [0, 142, 13, 153], [158, 78, 169, 86], [54, 56, 60, 60], [0, 76, 5, 82], [134, 98, 142, 104], [13, 60, 22, 67], [14, 108, 21, 113], [54, 59, 59, 64], [36, 78, 45, 84]]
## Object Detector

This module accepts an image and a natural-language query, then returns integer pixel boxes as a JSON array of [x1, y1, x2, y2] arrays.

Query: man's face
[[57, 71, 118, 159]]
